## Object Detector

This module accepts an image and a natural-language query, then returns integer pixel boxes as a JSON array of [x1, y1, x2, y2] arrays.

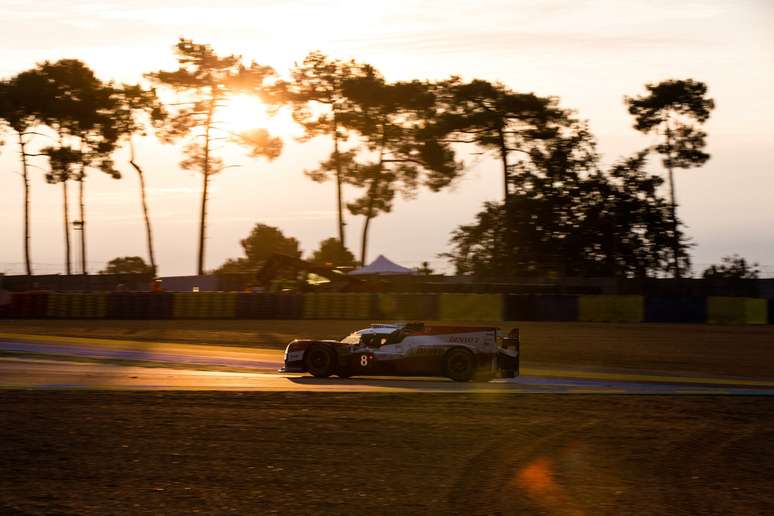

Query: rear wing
[[498, 328, 520, 378], [502, 328, 520, 351]]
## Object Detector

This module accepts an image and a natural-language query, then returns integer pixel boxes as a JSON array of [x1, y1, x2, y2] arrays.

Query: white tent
[[348, 255, 415, 275]]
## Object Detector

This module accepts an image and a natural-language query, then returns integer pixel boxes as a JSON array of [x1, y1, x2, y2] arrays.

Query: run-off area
[[1, 392, 774, 515]]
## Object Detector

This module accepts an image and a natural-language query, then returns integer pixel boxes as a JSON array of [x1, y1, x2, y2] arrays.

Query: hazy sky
[[1, 0, 773, 276]]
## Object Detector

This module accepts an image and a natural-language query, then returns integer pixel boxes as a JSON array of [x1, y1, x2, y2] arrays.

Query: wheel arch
[[442, 345, 476, 373]]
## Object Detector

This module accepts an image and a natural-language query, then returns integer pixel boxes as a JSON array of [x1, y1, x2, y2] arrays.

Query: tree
[[625, 79, 715, 278], [340, 71, 462, 264], [443, 125, 684, 279], [416, 261, 434, 275], [214, 223, 301, 273], [37, 59, 122, 275], [435, 78, 567, 203], [147, 38, 281, 275], [110, 84, 166, 274], [290, 52, 369, 248], [0, 69, 56, 275], [310, 237, 356, 268], [702, 255, 760, 279], [99, 256, 154, 275]]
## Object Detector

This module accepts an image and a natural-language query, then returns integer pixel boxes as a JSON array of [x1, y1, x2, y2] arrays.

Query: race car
[[280, 322, 519, 382]]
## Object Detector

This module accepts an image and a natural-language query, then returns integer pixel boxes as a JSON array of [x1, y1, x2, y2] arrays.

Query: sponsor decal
[[447, 336, 481, 344]]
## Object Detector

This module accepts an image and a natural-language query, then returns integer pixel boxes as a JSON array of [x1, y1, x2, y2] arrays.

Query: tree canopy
[[309, 237, 357, 268], [338, 70, 462, 264], [444, 125, 686, 278], [0, 38, 725, 281], [99, 256, 155, 275], [148, 39, 282, 275], [702, 255, 760, 280], [625, 79, 714, 278], [215, 224, 302, 273]]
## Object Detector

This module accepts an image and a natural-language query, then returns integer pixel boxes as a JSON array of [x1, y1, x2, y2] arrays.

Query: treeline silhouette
[[0, 38, 714, 278]]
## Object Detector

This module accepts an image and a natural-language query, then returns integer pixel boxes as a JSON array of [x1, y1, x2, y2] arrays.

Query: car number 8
[[360, 355, 369, 366]]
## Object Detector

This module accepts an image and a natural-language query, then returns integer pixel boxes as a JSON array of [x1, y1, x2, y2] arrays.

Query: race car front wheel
[[445, 348, 475, 382], [305, 345, 336, 378]]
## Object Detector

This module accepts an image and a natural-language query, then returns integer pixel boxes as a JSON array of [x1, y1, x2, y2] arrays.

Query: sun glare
[[220, 94, 302, 139]]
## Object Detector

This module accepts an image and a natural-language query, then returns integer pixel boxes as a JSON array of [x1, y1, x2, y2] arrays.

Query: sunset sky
[[1, 0, 772, 276]]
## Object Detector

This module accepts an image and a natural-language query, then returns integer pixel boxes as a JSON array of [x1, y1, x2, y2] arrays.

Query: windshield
[[340, 328, 399, 346], [341, 332, 362, 345]]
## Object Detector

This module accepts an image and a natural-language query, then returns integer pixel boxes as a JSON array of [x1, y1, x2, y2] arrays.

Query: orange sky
[[1, 0, 773, 275]]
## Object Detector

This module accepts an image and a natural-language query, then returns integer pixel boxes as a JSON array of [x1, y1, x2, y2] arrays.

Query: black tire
[[444, 348, 476, 382], [305, 345, 336, 378]]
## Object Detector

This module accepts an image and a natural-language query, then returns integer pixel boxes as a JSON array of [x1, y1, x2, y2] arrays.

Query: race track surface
[[2, 333, 774, 395]]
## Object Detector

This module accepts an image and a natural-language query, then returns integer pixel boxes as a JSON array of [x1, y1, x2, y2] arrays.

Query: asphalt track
[[2, 333, 774, 394]]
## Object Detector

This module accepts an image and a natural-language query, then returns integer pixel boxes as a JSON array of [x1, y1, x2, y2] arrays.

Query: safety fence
[[1, 292, 773, 324]]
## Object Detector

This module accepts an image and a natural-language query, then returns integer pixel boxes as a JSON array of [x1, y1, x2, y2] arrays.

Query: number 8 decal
[[360, 355, 369, 367]]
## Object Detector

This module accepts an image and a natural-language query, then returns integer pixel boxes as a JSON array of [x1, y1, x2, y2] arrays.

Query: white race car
[[281, 322, 519, 382]]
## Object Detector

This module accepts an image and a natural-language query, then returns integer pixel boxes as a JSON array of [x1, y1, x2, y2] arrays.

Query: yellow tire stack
[[205, 292, 237, 319], [303, 293, 372, 319], [44, 293, 107, 318], [172, 293, 196, 319], [46, 293, 68, 318], [438, 294, 503, 321], [75, 293, 106, 318], [173, 292, 237, 319], [707, 297, 767, 324]]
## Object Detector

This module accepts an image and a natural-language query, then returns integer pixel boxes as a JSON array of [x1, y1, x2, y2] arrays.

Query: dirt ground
[[1, 392, 773, 515], [2, 319, 774, 379]]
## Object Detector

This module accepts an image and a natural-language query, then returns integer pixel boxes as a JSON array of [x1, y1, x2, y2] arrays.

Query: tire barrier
[[504, 295, 578, 321], [172, 292, 237, 319], [439, 294, 503, 321], [377, 293, 439, 321], [107, 292, 174, 319], [45, 293, 107, 319], [578, 295, 644, 323], [707, 297, 767, 325], [644, 296, 707, 323], [303, 293, 374, 320], [3, 290, 773, 324], [235, 293, 303, 319], [9, 292, 49, 318]]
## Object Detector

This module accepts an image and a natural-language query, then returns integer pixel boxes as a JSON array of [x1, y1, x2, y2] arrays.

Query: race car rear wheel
[[445, 348, 476, 382], [305, 345, 336, 378]]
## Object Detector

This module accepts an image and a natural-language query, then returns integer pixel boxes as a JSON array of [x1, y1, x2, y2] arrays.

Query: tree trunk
[[333, 119, 346, 248], [359, 137, 386, 266], [497, 127, 514, 259], [197, 168, 210, 276], [665, 124, 681, 279], [17, 134, 32, 275], [63, 181, 72, 275], [78, 170, 87, 275], [197, 100, 215, 275], [129, 140, 156, 274], [360, 212, 372, 266], [359, 172, 380, 266], [667, 164, 680, 278], [497, 127, 509, 203]]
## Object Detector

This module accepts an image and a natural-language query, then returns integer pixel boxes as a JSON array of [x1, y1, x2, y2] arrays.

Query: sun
[[219, 94, 301, 138]]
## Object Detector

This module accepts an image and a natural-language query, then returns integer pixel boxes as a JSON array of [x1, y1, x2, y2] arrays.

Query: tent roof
[[348, 255, 415, 275]]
